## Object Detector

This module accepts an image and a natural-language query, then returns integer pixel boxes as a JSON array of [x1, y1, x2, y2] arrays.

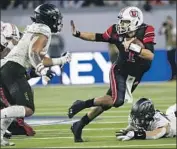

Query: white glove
[[60, 52, 72, 67], [42, 76, 51, 86], [116, 131, 135, 141], [35, 63, 48, 76]]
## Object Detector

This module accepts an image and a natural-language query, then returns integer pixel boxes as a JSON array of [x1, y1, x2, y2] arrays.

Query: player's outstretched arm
[[42, 52, 71, 67], [116, 126, 168, 141], [28, 34, 71, 76], [71, 20, 96, 41], [145, 126, 167, 140]]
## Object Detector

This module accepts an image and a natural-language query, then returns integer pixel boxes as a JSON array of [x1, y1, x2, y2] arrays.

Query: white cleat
[[1, 136, 15, 146]]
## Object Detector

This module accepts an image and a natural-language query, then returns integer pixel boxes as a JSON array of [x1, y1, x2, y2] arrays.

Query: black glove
[[46, 69, 55, 80]]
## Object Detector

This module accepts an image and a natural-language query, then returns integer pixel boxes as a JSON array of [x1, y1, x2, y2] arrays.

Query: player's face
[[117, 19, 131, 34]]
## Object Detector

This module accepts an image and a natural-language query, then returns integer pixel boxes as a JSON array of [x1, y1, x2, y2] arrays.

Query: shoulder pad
[[25, 23, 51, 38]]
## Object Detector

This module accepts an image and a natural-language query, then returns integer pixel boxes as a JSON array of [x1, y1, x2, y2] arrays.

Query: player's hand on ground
[[71, 20, 80, 37], [123, 37, 135, 52], [116, 131, 134, 141]]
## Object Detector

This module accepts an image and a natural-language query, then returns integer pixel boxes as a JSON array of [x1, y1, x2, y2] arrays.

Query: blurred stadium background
[[1, 0, 176, 148]]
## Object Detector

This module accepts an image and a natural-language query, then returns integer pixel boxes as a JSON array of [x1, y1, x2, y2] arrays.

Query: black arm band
[[95, 33, 105, 42], [134, 130, 146, 139], [73, 31, 80, 37]]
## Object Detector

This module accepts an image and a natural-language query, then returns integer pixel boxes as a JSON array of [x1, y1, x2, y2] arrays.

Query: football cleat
[[1, 136, 15, 146], [71, 121, 84, 142], [68, 100, 85, 118]]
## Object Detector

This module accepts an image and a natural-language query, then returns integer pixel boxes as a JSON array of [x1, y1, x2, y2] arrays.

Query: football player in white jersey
[[0, 21, 58, 86], [116, 98, 176, 141], [0, 3, 71, 146]]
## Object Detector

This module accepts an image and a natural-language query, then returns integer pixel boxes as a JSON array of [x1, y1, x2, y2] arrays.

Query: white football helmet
[[117, 6, 143, 34], [1, 21, 21, 49]]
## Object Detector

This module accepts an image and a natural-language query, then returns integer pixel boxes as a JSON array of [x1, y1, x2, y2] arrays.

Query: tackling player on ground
[[68, 6, 155, 142], [0, 3, 71, 146], [116, 98, 176, 141]]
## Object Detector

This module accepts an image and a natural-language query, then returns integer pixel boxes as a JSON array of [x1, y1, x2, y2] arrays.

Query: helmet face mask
[[117, 19, 131, 34]]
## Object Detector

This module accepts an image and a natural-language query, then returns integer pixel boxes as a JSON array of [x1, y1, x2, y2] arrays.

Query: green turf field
[[5, 82, 176, 148]]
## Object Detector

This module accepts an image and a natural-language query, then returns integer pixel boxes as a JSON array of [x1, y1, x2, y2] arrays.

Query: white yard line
[[38, 144, 176, 148], [35, 127, 123, 132], [12, 135, 114, 140], [33, 82, 175, 89], [35, 105, 169, 115]]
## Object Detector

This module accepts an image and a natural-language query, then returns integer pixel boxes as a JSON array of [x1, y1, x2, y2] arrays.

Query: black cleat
[[71, 121, 84, 142], [68, 100, 85, 118]]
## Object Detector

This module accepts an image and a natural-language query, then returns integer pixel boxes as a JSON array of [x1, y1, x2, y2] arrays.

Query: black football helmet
[[31, 3, 63, 33], [130, 98, 155, 130]]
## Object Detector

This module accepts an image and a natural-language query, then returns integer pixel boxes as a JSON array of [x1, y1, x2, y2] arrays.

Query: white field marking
[[33, 81, 175, 89], [11, 135, 117, 140], [34, 111, 129, 115], [36, 102, 174, 111], [35, 127, 123, 132], [37, 121, 127, 125], [34, 106, 168, 115], [35, 144, 177, 148]]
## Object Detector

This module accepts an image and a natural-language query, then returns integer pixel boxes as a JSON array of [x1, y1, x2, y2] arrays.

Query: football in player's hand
[[131, 39, 145, 48]]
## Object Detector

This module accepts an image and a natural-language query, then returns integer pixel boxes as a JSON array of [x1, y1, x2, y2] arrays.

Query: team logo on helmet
[[129, 9, 139, 17]]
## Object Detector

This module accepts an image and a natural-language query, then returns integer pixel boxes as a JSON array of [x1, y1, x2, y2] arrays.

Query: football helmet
[[31, 3, 63, 33], [130, 98, 155, 129], [117, 6, 143, 34], [1, 21, 20, 50]]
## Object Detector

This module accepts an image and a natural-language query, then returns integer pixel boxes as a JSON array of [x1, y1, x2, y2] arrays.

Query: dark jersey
[[95, 23, 155, 77]]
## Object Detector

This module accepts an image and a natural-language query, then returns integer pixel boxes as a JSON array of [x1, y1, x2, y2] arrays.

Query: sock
[[80, 114, 91, 126], [1, 118, 14, 136], [85, 98, 94, 108], [0, 106, 26, 119]]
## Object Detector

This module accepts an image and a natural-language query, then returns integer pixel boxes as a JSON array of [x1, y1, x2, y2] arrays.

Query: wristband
[[129, 43, 142, 55], [73, 31, 80, 37], [52, 57, 65, 65]]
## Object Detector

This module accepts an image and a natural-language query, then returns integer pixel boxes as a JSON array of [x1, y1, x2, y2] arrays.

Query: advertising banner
[[28, 50, 171, 86]]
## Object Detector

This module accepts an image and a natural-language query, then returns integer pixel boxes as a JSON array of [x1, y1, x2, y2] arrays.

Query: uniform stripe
[[110, 64, 117, 103], [102, 25, 113, 41], [0, 87, 9, 106]]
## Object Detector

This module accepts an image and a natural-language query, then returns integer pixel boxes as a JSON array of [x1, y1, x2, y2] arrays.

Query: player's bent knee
[[24, 106, 34, 117], [113, 99, 124, 108]]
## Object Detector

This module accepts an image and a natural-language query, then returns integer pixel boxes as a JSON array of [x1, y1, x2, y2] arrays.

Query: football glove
[[59, 51, 71, 68], [42, 69, 56, 86]]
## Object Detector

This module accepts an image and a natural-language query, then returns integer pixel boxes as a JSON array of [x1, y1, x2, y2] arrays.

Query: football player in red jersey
[[68, 6, 155, 142]]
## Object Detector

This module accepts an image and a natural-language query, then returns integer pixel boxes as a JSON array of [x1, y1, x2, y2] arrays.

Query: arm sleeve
[[95, 25, 115, 43], [143, 25, 155, 44], [144, 43, 154, 53]]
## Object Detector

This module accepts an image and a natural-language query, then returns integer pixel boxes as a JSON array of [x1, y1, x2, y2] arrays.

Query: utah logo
[[129, 9, 138, 17]]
